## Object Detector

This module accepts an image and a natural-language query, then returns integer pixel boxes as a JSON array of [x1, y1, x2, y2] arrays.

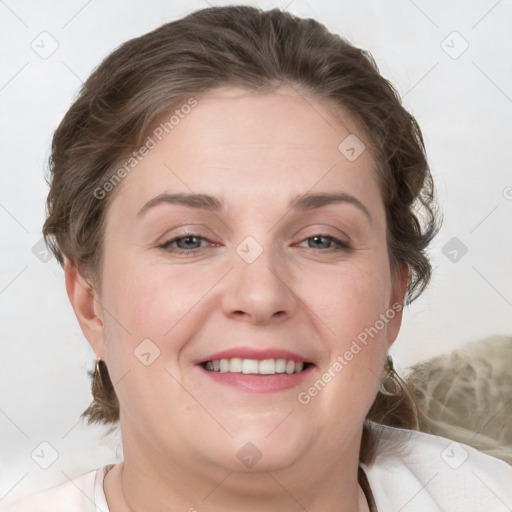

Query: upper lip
[[194, 346, 312, 365]]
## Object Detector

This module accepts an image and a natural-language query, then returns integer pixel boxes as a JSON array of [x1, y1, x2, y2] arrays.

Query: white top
[[2, 425, 511, 511]]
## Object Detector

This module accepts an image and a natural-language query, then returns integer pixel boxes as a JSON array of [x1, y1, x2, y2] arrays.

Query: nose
[[221, 244, 298, 325]]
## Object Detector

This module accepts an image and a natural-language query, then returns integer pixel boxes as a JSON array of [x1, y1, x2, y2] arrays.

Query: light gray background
[[1, 0, 511, 505]]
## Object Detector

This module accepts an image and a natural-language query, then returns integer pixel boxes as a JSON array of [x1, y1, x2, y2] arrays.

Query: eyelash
[[158, 233, 352, 254]]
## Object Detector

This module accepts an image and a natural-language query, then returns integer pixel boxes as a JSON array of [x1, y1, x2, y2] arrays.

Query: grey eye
[[307, 235, 333, 249], [175, 236, 203, 250]]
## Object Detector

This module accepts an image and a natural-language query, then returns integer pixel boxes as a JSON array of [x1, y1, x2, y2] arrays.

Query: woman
[[3, 5, 511, 512]]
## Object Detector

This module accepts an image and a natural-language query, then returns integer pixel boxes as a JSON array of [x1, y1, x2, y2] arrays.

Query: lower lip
[[197, 364, 314, 393]]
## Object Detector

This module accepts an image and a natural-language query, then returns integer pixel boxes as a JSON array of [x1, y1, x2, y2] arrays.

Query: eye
[[298, 234, 352, 252], [159, 234, 212, 253], [158, 233, 352, 254]]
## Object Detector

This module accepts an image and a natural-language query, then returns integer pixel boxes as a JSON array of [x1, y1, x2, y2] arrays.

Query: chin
[[215, 441, 305, 474], [227, 427, 311, 470]]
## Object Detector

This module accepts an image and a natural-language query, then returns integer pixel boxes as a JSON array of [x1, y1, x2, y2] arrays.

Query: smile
[[201, 358, 311, 375]]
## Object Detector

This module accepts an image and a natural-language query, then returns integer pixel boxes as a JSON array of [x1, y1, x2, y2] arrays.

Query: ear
[[63, 257, 106, 359], [385, 262, 409, 348]]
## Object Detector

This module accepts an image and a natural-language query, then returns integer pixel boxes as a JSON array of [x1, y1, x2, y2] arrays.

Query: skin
[[65, 85, 408, 512]]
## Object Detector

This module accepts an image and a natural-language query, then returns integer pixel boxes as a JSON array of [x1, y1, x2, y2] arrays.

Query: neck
[[112, 464, 369, 512], [105, 425, 369, 512], [105, 442, 369, 512]]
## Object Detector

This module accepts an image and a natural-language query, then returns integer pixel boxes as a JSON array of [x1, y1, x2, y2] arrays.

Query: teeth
[[203, 358, 307, 375], [285, 360, 296, 374], [259, 359, 275, 374], [275, 358, 286, 373], [230, 357, 243, 373], [242, 359, 258, 374]]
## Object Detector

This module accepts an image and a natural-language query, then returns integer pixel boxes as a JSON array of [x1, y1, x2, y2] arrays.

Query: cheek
[[300, 256, 391, 382], [99, 265, 191, 416], [299, 254, 392, 336], [290, 262, 391, 448], [100, 257, 221, 389], [102, 254, 204, 335]]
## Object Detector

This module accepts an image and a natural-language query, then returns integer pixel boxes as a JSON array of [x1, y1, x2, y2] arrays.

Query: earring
[[378, 354, 397, 396], [94, 357, 106, 387], [94, 357, 101, 376]]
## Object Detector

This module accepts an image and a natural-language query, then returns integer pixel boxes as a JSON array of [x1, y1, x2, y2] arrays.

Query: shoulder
[[361, 423, 512, 512], [0, 465, 113, 512]]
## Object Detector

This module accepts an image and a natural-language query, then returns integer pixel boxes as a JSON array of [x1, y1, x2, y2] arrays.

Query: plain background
[[1, 0, 511, 505]]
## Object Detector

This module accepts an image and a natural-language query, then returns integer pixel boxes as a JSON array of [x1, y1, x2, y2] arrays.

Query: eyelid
[[293, 223, 352, 243], [158, 233, 214, 250], [156, 224, 216, 245]]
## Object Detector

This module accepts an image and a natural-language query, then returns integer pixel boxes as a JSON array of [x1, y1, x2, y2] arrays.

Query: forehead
[[106, 85, 382, 219], [165, 84, 371, 160]]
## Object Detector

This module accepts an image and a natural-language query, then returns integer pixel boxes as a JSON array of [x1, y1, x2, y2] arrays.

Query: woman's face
[[77, 85, 406, 474]]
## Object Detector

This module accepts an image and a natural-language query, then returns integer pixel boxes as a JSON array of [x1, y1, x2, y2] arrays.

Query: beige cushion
[[406, 334, 512, 464]]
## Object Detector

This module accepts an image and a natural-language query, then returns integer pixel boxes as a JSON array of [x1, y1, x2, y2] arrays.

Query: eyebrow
[[137, 193, 222, 217], [290, 192, 372, 223], [137, 191, 372, 223]]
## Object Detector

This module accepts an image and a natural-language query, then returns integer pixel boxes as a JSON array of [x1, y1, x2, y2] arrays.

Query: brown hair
[[42, 5, 439, 465]]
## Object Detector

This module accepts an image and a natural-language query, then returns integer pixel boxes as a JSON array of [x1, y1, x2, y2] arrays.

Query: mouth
[[194, 346, 316, 392], [200, 358, 314, 375]]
